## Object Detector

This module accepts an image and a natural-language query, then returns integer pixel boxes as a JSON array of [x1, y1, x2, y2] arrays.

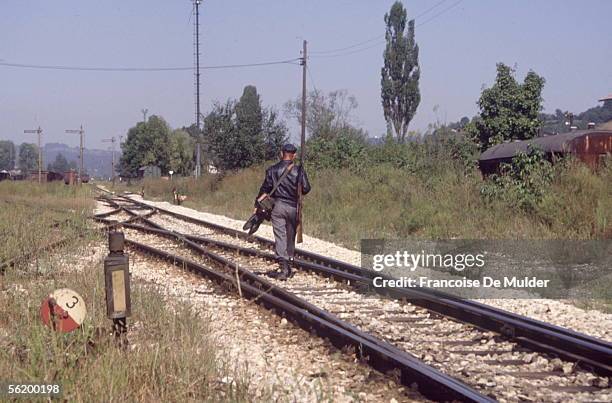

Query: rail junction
[[93, 188, 611, 402]]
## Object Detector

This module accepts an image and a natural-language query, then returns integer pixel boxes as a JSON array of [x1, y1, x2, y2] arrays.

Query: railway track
[[94, 190, 611, 402]]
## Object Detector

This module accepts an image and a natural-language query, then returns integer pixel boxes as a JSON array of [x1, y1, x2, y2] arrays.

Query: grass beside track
[[115, 160, 612, 249], [112, 162, 612, 312], [0, 182, 261, 402], [0, 181, 93, 265], [0, 265, 255, 402]]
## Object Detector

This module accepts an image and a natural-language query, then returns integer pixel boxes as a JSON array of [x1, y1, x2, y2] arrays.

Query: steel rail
[[124, 215, 612, 377], [93, 207, 122, 218], [92, 197, 492, 401], [111, 194, 612, 377], [123, 236, 492, 402]]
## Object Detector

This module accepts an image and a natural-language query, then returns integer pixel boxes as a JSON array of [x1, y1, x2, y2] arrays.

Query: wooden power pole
[[296, 40, 307, 243], [66, 125, 85, 185], [24, 126, 43, 183]]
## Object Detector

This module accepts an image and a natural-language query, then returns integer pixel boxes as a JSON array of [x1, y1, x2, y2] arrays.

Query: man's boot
[[268, 260, 291, 280]]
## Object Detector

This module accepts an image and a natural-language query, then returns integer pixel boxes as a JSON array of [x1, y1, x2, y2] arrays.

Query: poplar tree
[[381, 1, 420, 143], [234, 85, 265, 165]]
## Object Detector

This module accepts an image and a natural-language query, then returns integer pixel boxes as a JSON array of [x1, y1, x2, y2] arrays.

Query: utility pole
[[195, 0, 201, 130], [24, 126, 43, 183], [66, 125, 84, 185], [102, 136, 116, 185], [141, 108, 148, 123], [300, 40, 307, 160], [194, 0, 202, 178], [296, 40, 307, 243]]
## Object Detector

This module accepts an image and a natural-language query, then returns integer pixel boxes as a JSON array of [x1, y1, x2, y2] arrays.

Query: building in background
[[478, 130, 612, 175]]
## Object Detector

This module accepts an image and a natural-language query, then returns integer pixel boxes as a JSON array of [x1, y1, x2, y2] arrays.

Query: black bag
[[256, 163, 294, 214]]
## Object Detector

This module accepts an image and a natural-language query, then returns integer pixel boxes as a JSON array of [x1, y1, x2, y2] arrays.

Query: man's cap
[[282, 143, 297, 153]]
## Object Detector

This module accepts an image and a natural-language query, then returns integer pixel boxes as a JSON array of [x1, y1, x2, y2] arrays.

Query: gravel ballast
[[125, 194, 612, 342]]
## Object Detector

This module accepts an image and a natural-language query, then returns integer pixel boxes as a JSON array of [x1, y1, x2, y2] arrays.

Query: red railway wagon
[[64, 171, 77, 185], [478, 130, 612, 175], [29, 171, 64, 182]]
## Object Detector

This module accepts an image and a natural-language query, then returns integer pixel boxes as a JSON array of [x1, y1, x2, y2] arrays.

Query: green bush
[[480, 147, 553, 212], [306, 130, 368, 171]]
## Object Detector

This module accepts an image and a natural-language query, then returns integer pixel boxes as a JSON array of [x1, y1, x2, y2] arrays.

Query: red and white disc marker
[[39, 289, 87, 333]]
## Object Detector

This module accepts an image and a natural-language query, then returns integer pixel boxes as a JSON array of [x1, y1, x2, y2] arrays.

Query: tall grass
[[0, 181, 260, 401], [0, 182, 94, 265], [0, 262, 255, 402], [117, 158, 612, 249]]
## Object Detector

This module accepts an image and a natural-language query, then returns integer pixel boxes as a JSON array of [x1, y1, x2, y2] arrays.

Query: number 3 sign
[[39, 289, 87, 333]]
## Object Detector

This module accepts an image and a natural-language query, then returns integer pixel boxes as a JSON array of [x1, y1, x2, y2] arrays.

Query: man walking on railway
[[250, 143, 311, 280]]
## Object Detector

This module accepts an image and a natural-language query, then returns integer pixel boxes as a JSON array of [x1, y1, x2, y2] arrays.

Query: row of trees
[[116, 1, 552, 176], [117, 63, 547, 176], [0, 140, 43, 172], [0, 141, 80, 173], [118, 85, 289, 176], [119, 84, 374, 175], [47, 153, 78, 173]]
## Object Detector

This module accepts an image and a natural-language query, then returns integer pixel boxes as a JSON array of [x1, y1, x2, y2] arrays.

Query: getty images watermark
[[361, 240, 611, 299]]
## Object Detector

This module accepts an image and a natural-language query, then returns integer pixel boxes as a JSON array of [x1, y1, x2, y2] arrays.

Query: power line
[[311, 40, 386, 59], [310, 0, 447, 55], [309, 36, 384, 56], [416, 0, 463, 27], [310, 0, 449, 56], [0, 58, 301, 72], [414, 0, 448, 20], [310, 0, 463, 59], [306, 64, 319, 94]]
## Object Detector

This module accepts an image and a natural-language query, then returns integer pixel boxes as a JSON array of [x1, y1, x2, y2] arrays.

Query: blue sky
[[1, 0, 611, 149]]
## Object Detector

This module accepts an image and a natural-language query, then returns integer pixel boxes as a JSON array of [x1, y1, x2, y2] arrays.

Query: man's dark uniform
[[255, 146, 311, 278]]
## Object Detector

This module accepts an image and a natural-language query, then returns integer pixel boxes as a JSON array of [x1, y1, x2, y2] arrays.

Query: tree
[[204, 86, 290, 171], [120, 115, 172, 177], [262, 108, 289, 160], [284, 89, 360, 140], [234, 85, 265, 165], [467, 63, 545, 151], [0, 140, 16, 170], [204, 100, 239, 171], [205, 86, 272, 171], [19, 143, 38, 173], [169, 129, 195, 175], [381, 1, 420, 143], [47, 153, 69, 172]]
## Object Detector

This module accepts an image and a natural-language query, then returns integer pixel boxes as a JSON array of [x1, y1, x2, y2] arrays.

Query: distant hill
[[540, 103, 612, 134], [42, 142, 120, 178]]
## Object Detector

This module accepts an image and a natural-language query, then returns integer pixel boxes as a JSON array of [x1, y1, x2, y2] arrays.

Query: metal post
[[195, 0, 201, 130], [24, 127, 43, 183], [66, 126, 85, 185], [102, 136, 116, 185], [80, 126, 83, 184], [104, 231, 131, 345], [196, 142, 201, 177], [296, 40, 307, 243], [194, 0, 203, 178], [300, 40, 307, 160]]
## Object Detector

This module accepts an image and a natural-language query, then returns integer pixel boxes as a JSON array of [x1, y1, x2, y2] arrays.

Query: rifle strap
[[269, 163, 294, 197]]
